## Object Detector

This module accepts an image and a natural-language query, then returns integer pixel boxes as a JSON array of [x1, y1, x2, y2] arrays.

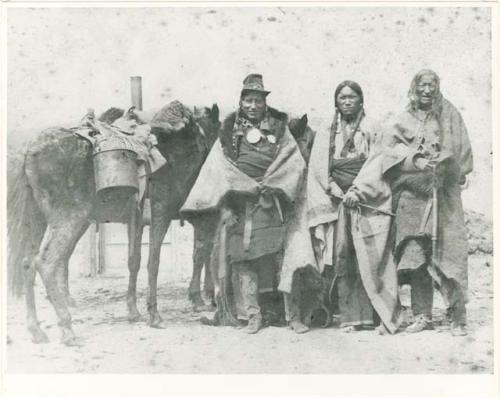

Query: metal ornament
[[267, 134, 277, 144], [246, 128, 262, 144]]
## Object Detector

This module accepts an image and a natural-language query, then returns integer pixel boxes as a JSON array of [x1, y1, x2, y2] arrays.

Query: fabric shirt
[[233, 112, 278, 180], [333, 119, 371, 160]]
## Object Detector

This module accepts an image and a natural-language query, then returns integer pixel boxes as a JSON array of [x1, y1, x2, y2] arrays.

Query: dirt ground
[[5, 252, 493, 374]]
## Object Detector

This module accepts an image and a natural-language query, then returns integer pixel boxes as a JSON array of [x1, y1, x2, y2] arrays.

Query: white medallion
[[246, 128, 262, 144], [267, 135, 276, 144]]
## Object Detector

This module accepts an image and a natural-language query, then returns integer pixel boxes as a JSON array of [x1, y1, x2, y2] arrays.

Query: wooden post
[[131, 76, 143, 111], [89, 224, 97, 277], [98, 223, 106, 274]]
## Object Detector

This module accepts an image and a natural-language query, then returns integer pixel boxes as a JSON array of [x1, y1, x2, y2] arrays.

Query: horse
[[7, 100, 220, 345], [186, 113, 317, 312]]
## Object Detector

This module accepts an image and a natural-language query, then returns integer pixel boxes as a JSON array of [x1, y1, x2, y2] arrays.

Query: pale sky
[[6, 6, 493, 215]]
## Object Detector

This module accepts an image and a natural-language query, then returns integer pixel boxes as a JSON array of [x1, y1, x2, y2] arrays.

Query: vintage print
[[4, 6, 494, 374]]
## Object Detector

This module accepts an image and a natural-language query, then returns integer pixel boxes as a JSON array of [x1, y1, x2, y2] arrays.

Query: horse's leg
[[189, 226, 208, 311], [127, 202, 144, 322], [203, 239, 216, 307], [146, 212, 171, 328], [25, 252, 50, 344], [36, 215, 88, 346], [56, 223, 88, 308], [57, 260, 76, 307]]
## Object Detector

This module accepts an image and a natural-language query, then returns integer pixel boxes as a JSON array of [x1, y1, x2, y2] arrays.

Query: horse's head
[[149, 100, 219, 147], [288, 114, 309, 139], [193, 104, 220, 148], [288, 114, 316, 163]]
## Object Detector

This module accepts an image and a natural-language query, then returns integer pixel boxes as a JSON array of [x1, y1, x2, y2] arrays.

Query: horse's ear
[[299, 114, 308, 130], [211, 104, 220, 123]]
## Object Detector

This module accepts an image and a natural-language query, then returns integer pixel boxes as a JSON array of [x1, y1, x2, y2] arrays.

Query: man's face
[[415, 74, 438, 109], [240, 92, 266, 122], [336, 86, 362, 118]]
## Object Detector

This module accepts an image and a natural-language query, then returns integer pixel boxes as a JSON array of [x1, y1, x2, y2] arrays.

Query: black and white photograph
[[1, 2, 497, 396]]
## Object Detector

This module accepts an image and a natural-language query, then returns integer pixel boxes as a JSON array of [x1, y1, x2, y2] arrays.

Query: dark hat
[[241, 73, 271, 97]]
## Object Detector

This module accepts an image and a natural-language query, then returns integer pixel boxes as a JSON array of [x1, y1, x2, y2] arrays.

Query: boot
[[450, 322, 467, 336], [289, 319, 310, 334], [243, 314, 262, 334], [405, 314, 433, 333]]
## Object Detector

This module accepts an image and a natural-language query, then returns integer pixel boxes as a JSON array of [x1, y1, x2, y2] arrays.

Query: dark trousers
[[401, 265, 467, 325]]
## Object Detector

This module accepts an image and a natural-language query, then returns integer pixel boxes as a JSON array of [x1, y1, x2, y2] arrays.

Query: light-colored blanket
[[181, 129, 319, 293], [307, 121, 403, 333]]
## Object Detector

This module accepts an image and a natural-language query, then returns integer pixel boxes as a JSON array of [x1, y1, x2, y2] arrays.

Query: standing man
[[386, 69, 473, 336], [181, 74, 319, 334]]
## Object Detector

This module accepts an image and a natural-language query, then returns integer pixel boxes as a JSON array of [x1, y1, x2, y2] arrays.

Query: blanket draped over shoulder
[[307, 118, 403, 333], [181, 123, 319, 295], [388, 98, 473, 293]]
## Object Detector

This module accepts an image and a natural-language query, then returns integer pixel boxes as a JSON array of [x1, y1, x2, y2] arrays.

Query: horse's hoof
[[189, 292, 204, 305], [149, 320, 167, 329], [148, 315, 167, 329], [61, 329, 83, 347], [204, 289, 215, 302], [31, 329, 49, 344], [127, 311, 142, 323]]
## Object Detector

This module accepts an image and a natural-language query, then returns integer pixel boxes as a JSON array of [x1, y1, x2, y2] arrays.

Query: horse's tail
[[7, 153, 45, 297]]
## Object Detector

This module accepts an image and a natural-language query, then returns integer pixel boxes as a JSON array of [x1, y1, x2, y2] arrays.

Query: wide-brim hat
[[240, 73, 271, 97]]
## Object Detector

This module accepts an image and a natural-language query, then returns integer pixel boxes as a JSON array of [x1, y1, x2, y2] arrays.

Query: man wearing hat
[[181, 74, 321, 334]]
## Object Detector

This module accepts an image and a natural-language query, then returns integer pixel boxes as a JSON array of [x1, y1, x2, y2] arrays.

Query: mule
[[7, 100, 220, 345]]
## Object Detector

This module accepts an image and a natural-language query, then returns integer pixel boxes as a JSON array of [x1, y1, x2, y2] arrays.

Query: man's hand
[[343, 190, 360, 208], [326, 181, 345, 199], [414, 152, 440, 171], [220, 207, 238, 227]]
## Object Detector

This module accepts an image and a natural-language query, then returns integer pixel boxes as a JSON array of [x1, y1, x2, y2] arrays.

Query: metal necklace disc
[[246, 128, 262, 144]]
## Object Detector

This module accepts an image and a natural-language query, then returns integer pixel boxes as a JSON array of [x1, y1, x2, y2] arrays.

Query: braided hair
[[328, 80, 366, 168]]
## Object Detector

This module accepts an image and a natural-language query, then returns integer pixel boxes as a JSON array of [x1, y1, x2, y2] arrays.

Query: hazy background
[[6, 6, 493, 216]]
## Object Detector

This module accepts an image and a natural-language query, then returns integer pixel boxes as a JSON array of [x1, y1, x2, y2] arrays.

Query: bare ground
[[5, 253, 493, 374]]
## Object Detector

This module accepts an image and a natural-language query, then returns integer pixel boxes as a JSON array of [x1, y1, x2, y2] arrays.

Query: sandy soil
[[5, 253, 493, 374]]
